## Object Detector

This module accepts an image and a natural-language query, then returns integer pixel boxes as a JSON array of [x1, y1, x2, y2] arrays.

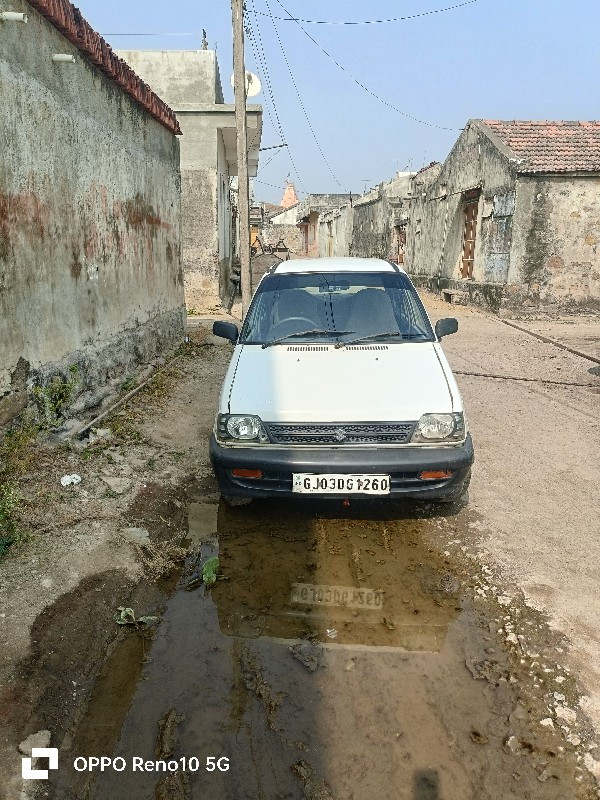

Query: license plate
[[292, 473, 390, 494], [291, 583, 384, 609]]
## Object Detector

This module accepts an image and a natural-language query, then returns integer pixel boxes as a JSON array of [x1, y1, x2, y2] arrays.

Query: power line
[[263, 0, 347, 191], [250, 0, 483, 25], [254, 177, 288, 190], [246, 1, 307, 193], [272, 0, 459, 131], [256, 146, 285, 174]]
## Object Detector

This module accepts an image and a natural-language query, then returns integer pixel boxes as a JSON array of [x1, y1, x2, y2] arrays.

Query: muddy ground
[[0, 294, 599, 799]]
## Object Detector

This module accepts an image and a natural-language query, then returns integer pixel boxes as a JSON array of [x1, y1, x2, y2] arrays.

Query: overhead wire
[[272, 0, 459, 131], [250, 0, 483, 25], [254, 177, 289, 190], [263, 0, 347, 191], [256, 146, 285, 174], [246, 0, 307, 193]]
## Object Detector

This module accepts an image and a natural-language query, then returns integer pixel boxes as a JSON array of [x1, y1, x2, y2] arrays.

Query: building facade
[[118, 50, 262, 309], [405, 120, 600, 310]]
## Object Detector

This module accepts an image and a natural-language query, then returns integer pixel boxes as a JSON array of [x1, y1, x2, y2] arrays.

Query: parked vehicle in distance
[[210, 257, 474, 503]]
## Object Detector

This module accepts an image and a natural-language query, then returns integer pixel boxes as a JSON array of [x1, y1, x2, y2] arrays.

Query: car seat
[[346, 288, 399, 337]]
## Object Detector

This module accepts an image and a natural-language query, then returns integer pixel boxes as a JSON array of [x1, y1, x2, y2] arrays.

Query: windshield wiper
[[262, 329, 355, 349], [335, 331, 427, 348]]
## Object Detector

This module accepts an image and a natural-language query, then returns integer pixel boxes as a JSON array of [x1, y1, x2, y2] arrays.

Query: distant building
[[405, 120, 600, 310], [117, 49, 262, 309], [296, 195, 350, 256], [280, 180, 299, 209]]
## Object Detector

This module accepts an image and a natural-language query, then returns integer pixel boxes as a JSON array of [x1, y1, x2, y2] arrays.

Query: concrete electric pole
[[231, 0, 251, 318]]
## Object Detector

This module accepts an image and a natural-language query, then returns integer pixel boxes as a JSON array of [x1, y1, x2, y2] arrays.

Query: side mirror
[[213, 320, 239, 342], [435, 317, 458, 339]]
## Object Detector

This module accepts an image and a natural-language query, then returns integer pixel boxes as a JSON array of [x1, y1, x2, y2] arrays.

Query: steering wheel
[[270, 316, 317, 336]]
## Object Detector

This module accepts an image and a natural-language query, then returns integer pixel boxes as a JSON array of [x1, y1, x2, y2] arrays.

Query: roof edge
[[26, 0, 181, 135], [470, 119, 523, 165]]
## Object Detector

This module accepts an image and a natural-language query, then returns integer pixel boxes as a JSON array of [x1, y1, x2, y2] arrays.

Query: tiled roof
[[27, 0, 181, 135], [481, 120, 600, 173]]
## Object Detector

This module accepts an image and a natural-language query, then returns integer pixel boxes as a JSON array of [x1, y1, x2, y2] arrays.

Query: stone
[[555, 705, 577, 725], [206, 334, 233, 347], [128, 456, 149, 469], [288, 642, 320, 672], [101, 476, 131, 495], [18, 730, 51, 755], [121, 527, 150, 546], [93, 427, 112, 440]]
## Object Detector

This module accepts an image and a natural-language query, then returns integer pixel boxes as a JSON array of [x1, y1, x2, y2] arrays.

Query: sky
[[77, 0, 600, 205]]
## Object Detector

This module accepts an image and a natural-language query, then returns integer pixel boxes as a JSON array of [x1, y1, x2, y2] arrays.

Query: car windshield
[[239, 271, 435, 345]]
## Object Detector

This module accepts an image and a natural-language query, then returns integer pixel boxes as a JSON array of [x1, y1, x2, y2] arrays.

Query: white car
[[210, 257, 473, 502]]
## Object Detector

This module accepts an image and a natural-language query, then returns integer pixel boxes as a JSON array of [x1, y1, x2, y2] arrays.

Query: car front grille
[[265, 422, 416, 446]]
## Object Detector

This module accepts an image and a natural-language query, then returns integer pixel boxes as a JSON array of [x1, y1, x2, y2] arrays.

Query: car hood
[[226, 343, 455, 422]]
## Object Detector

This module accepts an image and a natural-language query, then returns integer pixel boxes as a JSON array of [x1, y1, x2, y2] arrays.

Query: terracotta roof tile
[[481, 120, 600, 172], [26, 0, 181, 135]]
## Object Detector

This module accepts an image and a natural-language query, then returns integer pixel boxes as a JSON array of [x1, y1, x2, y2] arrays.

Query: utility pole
[[231, 0, 251, 318]]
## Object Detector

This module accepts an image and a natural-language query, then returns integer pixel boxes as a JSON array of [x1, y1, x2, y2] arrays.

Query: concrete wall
[[262, 223, 301, 253], [114, 50, 224, 105], [318, 205, 353, 258], [118, 51, 222, 309], [349, 174, 413, 261], [0, 1, 184, 426], [270, 204, 299, 225], [506, 175, 600, 309]]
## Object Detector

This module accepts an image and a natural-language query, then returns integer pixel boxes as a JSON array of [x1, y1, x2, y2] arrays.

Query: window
[[240, 272, 434, 345]]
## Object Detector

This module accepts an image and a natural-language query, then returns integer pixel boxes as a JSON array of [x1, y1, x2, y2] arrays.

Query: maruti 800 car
[[210, 257, 474, 502]]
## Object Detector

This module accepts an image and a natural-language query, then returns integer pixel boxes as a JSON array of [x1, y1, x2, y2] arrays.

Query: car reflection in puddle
[[213, 500, 461, 653]]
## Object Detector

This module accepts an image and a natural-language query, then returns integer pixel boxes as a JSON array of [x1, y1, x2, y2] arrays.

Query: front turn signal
[[419, 470, 452, 480]]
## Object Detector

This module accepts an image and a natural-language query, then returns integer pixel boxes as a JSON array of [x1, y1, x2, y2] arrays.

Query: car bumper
[[210, 433, 474, 500]]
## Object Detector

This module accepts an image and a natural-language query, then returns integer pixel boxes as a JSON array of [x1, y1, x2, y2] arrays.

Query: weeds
[[109, 414, 143, 444], [120, 377, 136, 392], [131, 537, 188, 580], [32, 364, 79, 429], [0, 417, 39, 478], [0, 483, 22, 557], [0, 416, 40, 559]]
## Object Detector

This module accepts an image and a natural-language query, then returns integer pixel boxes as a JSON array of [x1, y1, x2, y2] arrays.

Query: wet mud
[[8, 494, 599, 799]]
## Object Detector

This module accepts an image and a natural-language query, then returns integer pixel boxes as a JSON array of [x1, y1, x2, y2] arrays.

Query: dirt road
[[0, 294, 599, 799]]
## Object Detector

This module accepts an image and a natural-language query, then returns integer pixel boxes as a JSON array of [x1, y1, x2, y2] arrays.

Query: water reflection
[[213, 501, 460, 651]]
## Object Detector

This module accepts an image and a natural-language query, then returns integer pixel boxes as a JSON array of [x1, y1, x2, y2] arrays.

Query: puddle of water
[[47, 499, 595, 800]]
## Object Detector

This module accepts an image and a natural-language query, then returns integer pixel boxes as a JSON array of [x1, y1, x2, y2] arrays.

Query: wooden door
[[461, 200, 478, 279]]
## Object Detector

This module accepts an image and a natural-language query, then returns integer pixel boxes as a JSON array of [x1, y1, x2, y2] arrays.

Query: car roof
[[271, 257, 406, 274]]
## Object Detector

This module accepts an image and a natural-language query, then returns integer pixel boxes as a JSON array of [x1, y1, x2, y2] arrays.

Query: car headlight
[[217, 414, 269, 443], [411, 412, 465, 443]]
